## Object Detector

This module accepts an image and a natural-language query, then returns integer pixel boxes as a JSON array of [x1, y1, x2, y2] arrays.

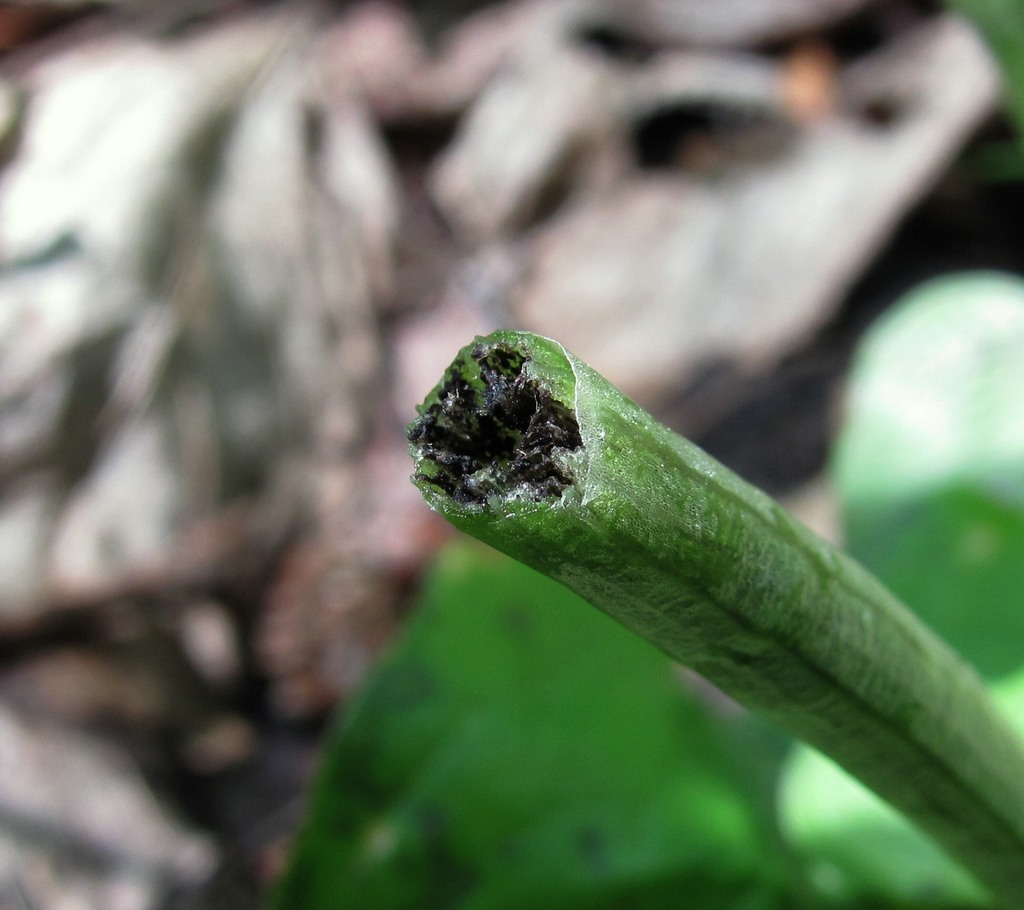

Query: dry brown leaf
[[0, 9, 400, 627], [513, 16, 998, 400], [589, 0, 874, 48], [0, 699, 215, 909], [431, 23, 621, 238]]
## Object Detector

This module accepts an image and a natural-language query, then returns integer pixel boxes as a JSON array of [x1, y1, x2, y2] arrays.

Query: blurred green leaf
[[270, 541, 788, 910], [992, 663, 1024, 746], [968, 139, 1024, 183], [832, 272, 1024, 679], [778, 665, 1024, 908], [777, 745, 988, 907]]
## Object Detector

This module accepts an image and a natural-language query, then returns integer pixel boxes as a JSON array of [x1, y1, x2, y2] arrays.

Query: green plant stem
[[408, 330, 1024, 906]]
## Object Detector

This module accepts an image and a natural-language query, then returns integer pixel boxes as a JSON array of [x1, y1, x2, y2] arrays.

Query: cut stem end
[[407, 339, 583, 507]]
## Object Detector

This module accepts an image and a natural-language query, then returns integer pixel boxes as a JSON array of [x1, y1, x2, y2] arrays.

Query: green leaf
[[777, 664, 1024, 908], [270, 541, 786, 910], [994, 663, 1024, 731], [778, 745, 988, 906], [833, 271, 1024, 680]]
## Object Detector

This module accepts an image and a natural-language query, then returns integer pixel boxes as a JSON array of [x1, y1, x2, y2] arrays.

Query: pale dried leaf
[[0, 12, 398, 619], [590, 0, 874, 47], [0, 477, 58, 611], [49, 416, 183, 592], [318, 0, 560, 121], [431, 12, 620, 238], [0, 647, 164, 727], [515, 17, 999, 398], [0, 699, 215, 909]]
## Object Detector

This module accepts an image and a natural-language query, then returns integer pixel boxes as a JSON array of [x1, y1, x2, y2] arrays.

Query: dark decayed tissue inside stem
[[407, 343, 582, 506]]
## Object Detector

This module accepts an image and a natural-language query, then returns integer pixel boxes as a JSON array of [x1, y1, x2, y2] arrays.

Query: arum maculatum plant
[[407, 330, 1024, 907]]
